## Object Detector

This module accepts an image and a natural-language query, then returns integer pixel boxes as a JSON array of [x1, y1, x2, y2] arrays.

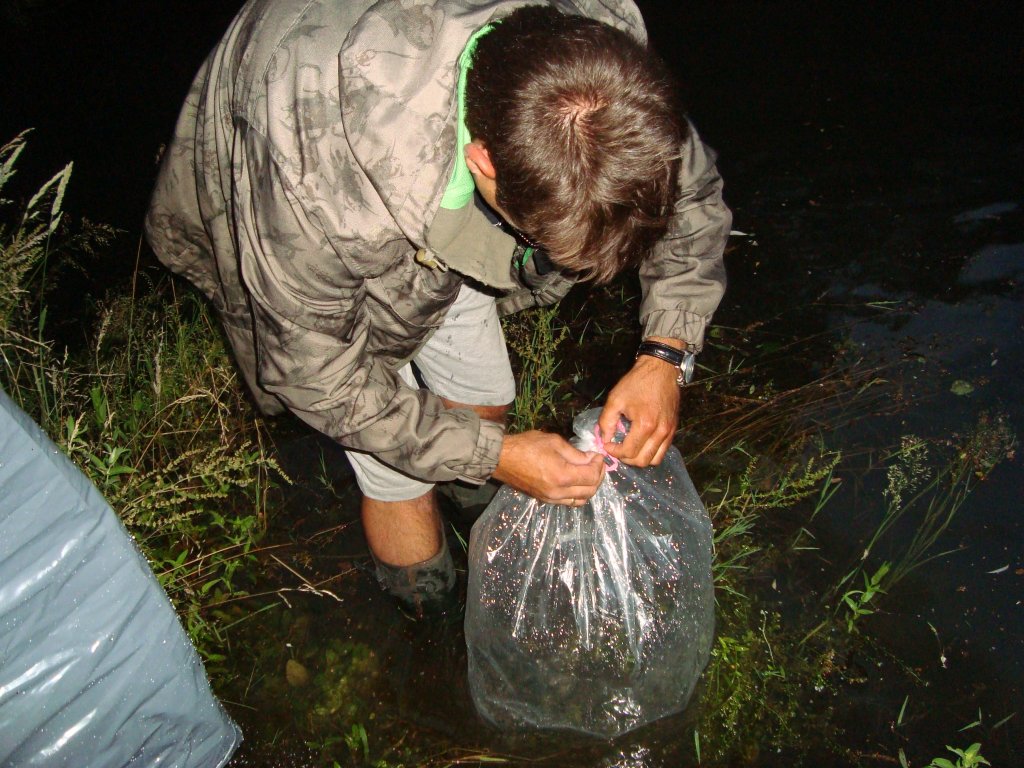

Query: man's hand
[[492, 431, 605, 505], [598, 338, 683, 467]]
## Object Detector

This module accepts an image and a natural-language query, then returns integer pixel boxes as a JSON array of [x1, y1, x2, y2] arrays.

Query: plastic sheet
[[0, 387, 241, 767], [465, 409, 714, 738]]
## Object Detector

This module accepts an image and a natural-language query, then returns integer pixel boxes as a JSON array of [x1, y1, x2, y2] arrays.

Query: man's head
[[465, 5, 684, 284]]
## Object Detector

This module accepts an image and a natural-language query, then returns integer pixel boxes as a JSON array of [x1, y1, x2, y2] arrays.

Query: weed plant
[[675, 314, 1015, 765], [0, 132, 284, 660], [475, 276, 1014, 766], [502, 304, 570, 432], [825, 411, 1017, 635], [706, 448, 840, 596], [692, 449, 842, 763]]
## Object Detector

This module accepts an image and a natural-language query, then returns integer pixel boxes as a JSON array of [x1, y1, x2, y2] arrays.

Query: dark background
[[2, 2, 1021, 230]]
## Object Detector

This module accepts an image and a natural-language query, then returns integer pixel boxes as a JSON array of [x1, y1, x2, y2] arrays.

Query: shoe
[[372, 534, 460, 621]]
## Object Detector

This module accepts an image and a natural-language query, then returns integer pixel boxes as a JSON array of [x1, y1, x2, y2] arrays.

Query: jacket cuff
[[455, 417, 505, 484], [641, 309, 712, 352]]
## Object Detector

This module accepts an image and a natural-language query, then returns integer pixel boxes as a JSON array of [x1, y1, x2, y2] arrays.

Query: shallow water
[[2, 1, 1021, 766]]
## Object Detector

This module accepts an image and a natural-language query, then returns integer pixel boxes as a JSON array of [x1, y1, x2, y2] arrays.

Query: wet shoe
[[372, 534, 460, 621]]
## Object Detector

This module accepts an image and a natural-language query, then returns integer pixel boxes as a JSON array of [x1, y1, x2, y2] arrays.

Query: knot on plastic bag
[[574, 417, 627, 472], [592, 425, 620, 471]]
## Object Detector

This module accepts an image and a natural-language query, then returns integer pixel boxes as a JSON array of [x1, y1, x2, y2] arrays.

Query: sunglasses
[[496, 217, 544, 251]]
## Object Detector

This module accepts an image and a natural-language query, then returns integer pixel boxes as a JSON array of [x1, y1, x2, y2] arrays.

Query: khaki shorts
[[346, 283, 515, 501]]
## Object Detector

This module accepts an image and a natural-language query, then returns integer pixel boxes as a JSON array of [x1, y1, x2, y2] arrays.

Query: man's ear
[[465, 140, 497, 180]]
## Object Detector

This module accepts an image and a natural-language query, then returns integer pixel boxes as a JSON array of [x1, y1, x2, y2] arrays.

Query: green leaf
[[950, 379, 974, 396], [90, 384, 107, 427], [959, 716, 982, 732], [897, 695, 909, 726], [991, 711, 1016, 729]]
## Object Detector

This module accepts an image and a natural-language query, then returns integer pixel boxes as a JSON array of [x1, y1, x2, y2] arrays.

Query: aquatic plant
[[839, 561, 890, 633], [925, 742, 990, 768], [696, 604, 803, 761], [831, 411, 1016, 632], [693, 442, 844, 763]]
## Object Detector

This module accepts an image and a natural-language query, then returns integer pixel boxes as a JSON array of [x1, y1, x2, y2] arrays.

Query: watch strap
[[636, 340, 696, 386]]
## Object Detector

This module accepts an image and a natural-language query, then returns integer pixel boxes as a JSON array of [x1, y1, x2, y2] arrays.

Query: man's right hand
[[492, 431, 605, 505]]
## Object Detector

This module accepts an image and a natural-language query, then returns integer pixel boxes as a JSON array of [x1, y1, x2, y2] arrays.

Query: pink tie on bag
[[592, 420, 626, 472]]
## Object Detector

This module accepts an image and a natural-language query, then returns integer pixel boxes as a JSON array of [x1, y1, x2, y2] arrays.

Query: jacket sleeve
[[638, 120, 731, 351], [237, 130, 504, 485]]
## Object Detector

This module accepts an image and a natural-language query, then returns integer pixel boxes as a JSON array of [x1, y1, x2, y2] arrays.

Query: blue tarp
[[0, 388, 240, 767]]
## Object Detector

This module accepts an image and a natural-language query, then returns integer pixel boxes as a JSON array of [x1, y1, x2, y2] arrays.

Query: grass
[[649, 305, 1017, 764], [501, 303, 570, 432], [282, 286, 1013, 766], [0, 132, 285, 660], [821, 411, 1018, 636]]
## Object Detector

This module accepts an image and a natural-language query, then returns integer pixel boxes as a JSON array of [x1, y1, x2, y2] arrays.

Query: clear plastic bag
[[465, 408, 714, 738]]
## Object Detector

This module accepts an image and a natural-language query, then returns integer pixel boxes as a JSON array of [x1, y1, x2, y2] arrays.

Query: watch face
[[681, 352, 696, 384]]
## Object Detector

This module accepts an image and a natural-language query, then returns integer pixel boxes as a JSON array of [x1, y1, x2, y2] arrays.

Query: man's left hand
[[598, 339, 683, 467]]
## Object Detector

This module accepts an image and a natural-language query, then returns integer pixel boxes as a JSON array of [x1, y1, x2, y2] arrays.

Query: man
[[146, 0, 730, 615]]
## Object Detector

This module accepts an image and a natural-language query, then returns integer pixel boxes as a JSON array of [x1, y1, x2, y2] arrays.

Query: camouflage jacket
[[145, 0, 730, 485]]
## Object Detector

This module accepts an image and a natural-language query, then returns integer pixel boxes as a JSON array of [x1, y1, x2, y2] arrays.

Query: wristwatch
[[636, 340, 697, 386]]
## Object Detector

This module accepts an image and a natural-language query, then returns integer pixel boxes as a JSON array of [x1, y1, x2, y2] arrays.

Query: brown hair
[[465, 5, 684, 284]]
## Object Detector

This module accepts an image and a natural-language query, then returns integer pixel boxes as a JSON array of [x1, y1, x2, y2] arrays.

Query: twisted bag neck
[[571, 418, 626, 472]]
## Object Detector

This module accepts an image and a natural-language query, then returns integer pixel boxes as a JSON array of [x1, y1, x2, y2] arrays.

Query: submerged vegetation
[[2, 132, 1017, 767]]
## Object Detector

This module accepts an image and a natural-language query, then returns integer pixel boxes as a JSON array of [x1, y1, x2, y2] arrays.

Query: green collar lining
[[439, 22, 496, 211]]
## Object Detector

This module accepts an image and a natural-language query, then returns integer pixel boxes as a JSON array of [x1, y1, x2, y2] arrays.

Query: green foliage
[[695, 601, 817, 763], [706, 448, 841, 597], [833, 414, 1016, 629], [290, 639, 396, 766], [685, 414, 846, 760], [0, 130, 70, 329], [0, 133, 285, 659], [344, 723, 369, 763], [310, 641, 378, 726], [927, 743, 990, 768], [502, 304, 569, 432], [884, 435, 931, 509], [840, 561, 890, 633]]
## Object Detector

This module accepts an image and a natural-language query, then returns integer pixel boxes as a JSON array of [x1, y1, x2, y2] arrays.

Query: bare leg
[[361, 490, 441, 567], [361, 400, 509, 566], [362, 491, 453, 617]]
